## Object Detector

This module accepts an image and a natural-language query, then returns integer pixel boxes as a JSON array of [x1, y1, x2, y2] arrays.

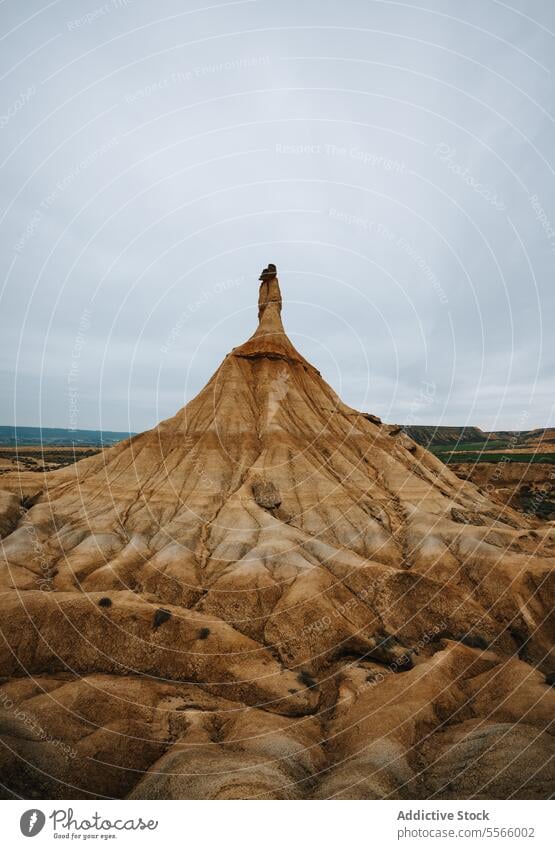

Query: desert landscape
[[0, 268, 553, 800]]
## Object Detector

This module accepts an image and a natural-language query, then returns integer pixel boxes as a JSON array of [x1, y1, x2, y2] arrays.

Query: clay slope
[[0, 273, 553, 800]]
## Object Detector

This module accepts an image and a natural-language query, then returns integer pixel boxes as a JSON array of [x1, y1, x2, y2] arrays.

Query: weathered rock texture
[[0, 273, 553, 799]]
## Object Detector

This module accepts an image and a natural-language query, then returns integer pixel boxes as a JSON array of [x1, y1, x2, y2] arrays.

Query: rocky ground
[[0, 446, 100, 476], [452, 462, 555, 522], [0, 273, 553, 799]]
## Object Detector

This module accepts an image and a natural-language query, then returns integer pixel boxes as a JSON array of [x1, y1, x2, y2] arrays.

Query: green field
[[431, 447, 554, 465], [432, 440, 510, 452]]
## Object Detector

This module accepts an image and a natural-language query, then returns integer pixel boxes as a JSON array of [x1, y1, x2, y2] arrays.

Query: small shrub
[[509, 626, 533, 661], [377, 633, 396, 650], [456, 633, 489, 650], [98, 597, 112, 608], [545, 672, 555, 687], [393, 653, 414, 672], [153, 608, 172, 629], [198, 627, 210, 640], [433, 630, 489, 651], [297, 670, 317, 689]]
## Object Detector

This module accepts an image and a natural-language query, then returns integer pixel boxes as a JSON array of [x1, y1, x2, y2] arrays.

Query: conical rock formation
[[0, 271, 553, 799]]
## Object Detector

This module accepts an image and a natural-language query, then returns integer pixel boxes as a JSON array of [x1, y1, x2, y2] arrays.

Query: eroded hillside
[[0, 271, 553, 799]]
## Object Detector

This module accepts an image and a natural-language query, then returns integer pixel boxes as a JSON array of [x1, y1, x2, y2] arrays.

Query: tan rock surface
[[0, 271, 553, 799]]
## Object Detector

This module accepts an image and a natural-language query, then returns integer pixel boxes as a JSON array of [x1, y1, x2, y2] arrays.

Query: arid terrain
[[451, 463, 554, 522], [404, 427, 555, 522], [0, 446, 100, 476], [0, 272, 553, 800]]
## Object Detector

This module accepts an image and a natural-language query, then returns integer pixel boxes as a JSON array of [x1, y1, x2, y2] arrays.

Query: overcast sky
[[1, 0, 553, 434]]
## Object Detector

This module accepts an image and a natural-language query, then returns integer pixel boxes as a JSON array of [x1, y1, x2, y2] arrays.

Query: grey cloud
[[0, 0, 553, 432]]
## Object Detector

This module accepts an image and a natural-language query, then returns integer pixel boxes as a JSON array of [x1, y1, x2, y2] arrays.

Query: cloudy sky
[[1, 0, 553, 434]]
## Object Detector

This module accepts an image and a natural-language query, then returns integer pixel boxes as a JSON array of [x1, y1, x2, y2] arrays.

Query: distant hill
[[403, 425, 486, 446], [3, 423, 551, 451], [401, 424, 554, 467], [403, 425, 554, 449], [0, 426, 134, 447]]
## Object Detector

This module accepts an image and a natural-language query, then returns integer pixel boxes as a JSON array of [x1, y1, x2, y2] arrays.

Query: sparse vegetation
[[153, 608, 172, 629], [434, 631, 490, 650], [433, 450, 554, 465], [455, 633, 490, 650], [376, 633, 397, 650], [98, 597, 112, 608], [297, 670, 317, 689]]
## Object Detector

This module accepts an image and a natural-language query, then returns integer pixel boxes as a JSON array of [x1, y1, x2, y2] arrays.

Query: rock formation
[[0, 270, 553, 799]]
